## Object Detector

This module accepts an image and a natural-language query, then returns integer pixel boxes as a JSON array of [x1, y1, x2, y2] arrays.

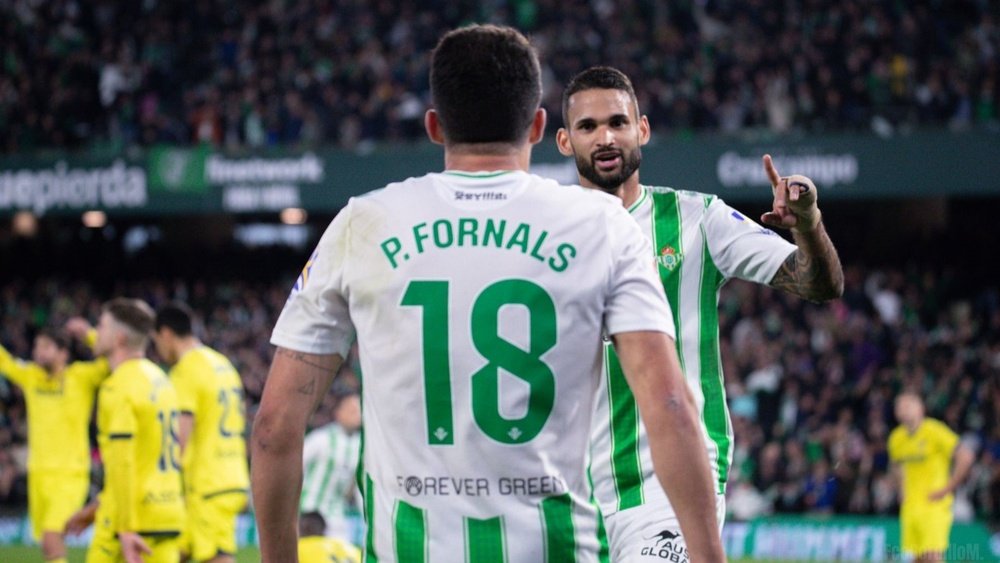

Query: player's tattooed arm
[[273, 348, 337, 396], [252, 347, 344, 562], [769, 221, 844, 302]]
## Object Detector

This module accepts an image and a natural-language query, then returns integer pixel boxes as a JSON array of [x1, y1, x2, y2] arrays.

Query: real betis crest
[[657, 245, 682, 271]]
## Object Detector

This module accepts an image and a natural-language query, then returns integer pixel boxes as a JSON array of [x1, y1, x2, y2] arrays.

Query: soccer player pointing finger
[[558, 66, 843, 562]]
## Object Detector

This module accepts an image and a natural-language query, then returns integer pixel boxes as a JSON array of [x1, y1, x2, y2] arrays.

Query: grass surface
[[0, 545, 822, 562], [0, 545, 262, 562]]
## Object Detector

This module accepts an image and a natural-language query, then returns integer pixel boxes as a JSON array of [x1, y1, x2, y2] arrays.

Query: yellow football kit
[[888, 417, 959, 556], [87, 358, 185, 563], [0, 342, 108, 540], [298, 535, 362, 563], [171, 346, 249, 561]]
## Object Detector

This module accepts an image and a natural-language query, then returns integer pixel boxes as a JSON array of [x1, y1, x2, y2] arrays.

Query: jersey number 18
[[402, 279, 556, 446]]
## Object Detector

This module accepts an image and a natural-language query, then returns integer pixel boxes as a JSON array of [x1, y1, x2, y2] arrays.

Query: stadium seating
[[1, 0, 997, 152]]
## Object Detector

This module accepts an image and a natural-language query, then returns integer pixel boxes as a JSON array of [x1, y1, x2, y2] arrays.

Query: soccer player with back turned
[[251, 25, 724, 563], [154, 302, 250, 563], [556, 66, 843, 562], [0, 324, 108, 563], [68, 298, 185, 563]]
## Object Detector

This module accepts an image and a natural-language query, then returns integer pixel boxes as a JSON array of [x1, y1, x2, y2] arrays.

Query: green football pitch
[[0, 547, 798, 562], [0, 547, 790, 563], [0, 546, 263, 562]]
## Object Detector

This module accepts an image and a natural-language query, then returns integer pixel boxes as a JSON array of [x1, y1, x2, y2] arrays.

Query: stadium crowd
[[1, 264, 997, 524], [2, 0, 999, 152]]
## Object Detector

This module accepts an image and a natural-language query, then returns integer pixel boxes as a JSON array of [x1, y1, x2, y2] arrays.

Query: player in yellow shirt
[[887, 391, 975, 562], [0, 323, 108, 563], [297, 512, 361, 563], [154, 302, 249, 563], [66, 298, 186, 563]]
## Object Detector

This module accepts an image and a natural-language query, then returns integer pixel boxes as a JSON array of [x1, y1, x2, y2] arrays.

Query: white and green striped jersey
[[300, 422, 362, 538], [589, 185, 795, 516], [272, 171, 675, 562]]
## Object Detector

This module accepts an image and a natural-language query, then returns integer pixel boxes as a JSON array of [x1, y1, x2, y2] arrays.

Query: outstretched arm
[[251, 347, 342, 563], [761, 154, 844, 302], [0, 341, 34, 388], [613, 330, 724, 563]]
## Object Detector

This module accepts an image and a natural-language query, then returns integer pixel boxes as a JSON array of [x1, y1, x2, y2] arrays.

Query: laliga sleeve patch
[[291, 249, 319, 295]]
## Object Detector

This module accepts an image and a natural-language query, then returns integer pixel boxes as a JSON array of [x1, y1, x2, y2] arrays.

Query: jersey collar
[[442, 170, 517, 179], [628, 185, 650, 214]]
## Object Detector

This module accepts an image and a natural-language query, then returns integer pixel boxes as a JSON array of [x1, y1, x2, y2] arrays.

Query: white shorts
[[604, 492, 726, 563]]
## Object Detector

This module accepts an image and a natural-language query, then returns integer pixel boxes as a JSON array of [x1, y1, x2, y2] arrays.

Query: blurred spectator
[[3, 0, 1000, 153]]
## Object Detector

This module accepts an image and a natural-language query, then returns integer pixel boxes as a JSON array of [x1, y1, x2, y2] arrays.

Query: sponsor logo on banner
[[0, 160, 147, 215], [717, 151, 859, 188], [206, 153, 324, 212]]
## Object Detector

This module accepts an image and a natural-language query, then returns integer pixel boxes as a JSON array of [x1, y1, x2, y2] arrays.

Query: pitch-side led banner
[[2, 130, 998, 216], [0, 514, 996, 561]]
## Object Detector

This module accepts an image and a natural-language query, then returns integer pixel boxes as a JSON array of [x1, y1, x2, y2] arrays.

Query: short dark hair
[[103, 298, 155, 341], [155, 302, 195, 337], [36, 327, 70, 351], [299, 511, 326, 537], [561, 66, 639, 126], [430, 24, 541, 145]]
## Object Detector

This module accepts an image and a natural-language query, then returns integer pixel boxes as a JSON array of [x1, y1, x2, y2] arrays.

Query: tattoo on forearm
[[769, 222, 844, 302], [297, 376, 317, 395], [665, 394, 682, 411], [275, 348, 333, 371]]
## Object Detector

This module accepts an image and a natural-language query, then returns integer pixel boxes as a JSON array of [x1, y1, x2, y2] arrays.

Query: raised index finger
[[762, 154, 781, 186]]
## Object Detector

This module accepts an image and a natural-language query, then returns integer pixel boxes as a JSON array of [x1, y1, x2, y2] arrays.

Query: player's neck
[[45, 360, 67, 377], [905, 417, 923, 433], [175, 337, 202, 359], [579, 174, 642, 209], [443, 144, 531, 173], [618, 176, 642, 209], [108, 348, 145, 370]]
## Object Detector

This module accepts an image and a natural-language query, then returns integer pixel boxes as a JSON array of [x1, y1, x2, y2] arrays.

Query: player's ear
[[424, 110, 445, 145], [113, 327, 128, 348], [555, 127, 574, 157], [527, 108, 547, 145], [638, 114, 651, 146]]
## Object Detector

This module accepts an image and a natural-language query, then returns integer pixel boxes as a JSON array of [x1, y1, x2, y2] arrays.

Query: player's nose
[[599, 127, 616, 145]]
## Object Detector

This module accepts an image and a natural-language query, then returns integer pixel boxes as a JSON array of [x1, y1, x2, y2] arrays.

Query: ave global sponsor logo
[[640, 529, 689, 562]]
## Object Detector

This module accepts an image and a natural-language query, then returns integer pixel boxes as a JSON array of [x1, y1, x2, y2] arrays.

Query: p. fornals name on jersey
[[380, 217, 578, 274]]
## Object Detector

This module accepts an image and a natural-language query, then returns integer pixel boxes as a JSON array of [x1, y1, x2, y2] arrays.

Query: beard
[[575, 146, 642, 193]]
